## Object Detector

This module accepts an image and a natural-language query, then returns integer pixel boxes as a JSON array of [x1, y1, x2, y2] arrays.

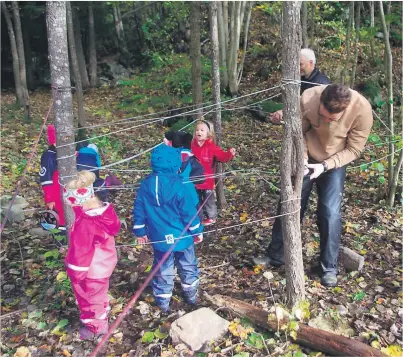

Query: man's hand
[[269, 110, 283, 125], [304, 159, 310, 176], [306, 163, 325, 180], [46, 202, 55, 210], [137, 236, 148, 245], [194, 234, 203, 244], [229, 148, 236, 156]]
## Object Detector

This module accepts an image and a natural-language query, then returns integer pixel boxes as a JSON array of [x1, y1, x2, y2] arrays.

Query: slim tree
[[301, 1, 308, 47], [11, 1, 30, 121], [46, 1, 77, 232], [350, 1, 361, 88], [210, 1, 226, 209], [72, 6, 90, 88], [281, 1, 305, 307], [190, 2, 203, 119], [1, 2, 24, 105], [88, 2, 98, 87], [341, 1, 354, 85], [67, 2, 86, 128]]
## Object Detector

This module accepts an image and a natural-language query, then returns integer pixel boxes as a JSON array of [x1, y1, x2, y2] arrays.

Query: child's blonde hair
[[65, 170, 102, 210], [194, 120, 216, 143]]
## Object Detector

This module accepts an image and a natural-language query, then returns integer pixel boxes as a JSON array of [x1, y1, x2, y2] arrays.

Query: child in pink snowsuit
[[64, 170, 121, 340]]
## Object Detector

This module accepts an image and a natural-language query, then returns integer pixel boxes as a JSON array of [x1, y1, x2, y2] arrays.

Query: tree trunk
[[237, 1, 253, 86], [281, 1, 305, 307], [67, 2, 86, 128], [301, 1, 308, 47], [387, 149, 403, 207], [113, 2, 128, 57], [205, 294, 388, 357], [72, 6, 90, 89], [1, 2, 24, 105], [341, 1, 354, 85], [11, 1, 30, 121], [46, 1, 77, 236], [88, 2, 97, 87], [217, 2, 228, 90], [379, 1, 395, 194], [190, 2, 203, 119], [350, 1, 361, 88], [210, 1, 226, 209], [227, 1, 241, 96], [369, 1, 376, 66], [22, 19, 34, 90]]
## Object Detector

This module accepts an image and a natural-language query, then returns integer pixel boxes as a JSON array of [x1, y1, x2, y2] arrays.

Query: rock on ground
[[170, 307, 230, 352]]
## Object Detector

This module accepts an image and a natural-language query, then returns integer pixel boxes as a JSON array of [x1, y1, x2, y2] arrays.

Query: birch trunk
[[46, 1, 77, 234], [341, 2, 354, 85], [369, 1, 376, 66], [228, 1, 241, 95], [217, 3, 228, 90], [237, 1, 253, 85], [67, 2, 86, 128], [1, 2, 24, 105], [210, 1, 226, 209], [281, 0, 305, 307], [350, 1, 361, 88]]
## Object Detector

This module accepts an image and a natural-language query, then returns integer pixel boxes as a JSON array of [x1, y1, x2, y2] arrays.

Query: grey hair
[[300, 48, 316, 65]]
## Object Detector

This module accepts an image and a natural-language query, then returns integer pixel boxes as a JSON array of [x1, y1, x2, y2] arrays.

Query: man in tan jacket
[[254, 84, 373, 287]]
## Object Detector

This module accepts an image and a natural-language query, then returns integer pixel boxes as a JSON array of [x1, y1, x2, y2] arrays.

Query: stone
[[339, 246, 364, 272], [0, 195, 29, 223], [263, 271, 274, 281], [29, 228, 51, 238], [170, 307, 230, 351], [336, 305, 349, 316]]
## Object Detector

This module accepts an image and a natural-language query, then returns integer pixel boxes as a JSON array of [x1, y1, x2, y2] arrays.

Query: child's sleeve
[[190, 158, 206, 184], [177, 189, 203, 236], [212, 144, 234, 163], [39, 152, 56, 203], [133, 186, 147, 237]]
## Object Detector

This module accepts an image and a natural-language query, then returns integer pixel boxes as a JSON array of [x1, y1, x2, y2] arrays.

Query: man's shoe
[[321, 272, 338, 287], [202, 218, 216, 226], [252, 256, 284, 268]]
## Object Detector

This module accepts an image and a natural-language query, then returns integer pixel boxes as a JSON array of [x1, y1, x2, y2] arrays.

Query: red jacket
[[191, 138, 234, 190], [65, 203, 121, 281]]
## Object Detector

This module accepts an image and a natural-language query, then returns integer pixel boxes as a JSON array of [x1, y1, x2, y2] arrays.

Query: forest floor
[[1, 9, 402, 357]]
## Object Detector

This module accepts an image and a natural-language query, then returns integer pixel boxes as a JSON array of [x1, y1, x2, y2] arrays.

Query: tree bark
[[46, 1, 77, 234], [379, 1, 395, 194], [72, 6, 90, 89], [281, 1, 305, 307], [217, 2, 228, 90], [369, 1, 376, 66], [22, 18, 34, 90], [205, 294, 388, 357], [387, 149, 403, 207], [11, 1, 30, 121], [309, 1, 315, 43], [350, 1, 361, 88], [227, 1, 241, 95], [1, 2, 24, 105], [210, 1, 226, 209], [237, 1, 253, 86], [301, 1, 308, 48], [190, 2, 203, 119], [88, 2, 97, 87], [67, 2, 86, 128], [341, 1, 354, 85]]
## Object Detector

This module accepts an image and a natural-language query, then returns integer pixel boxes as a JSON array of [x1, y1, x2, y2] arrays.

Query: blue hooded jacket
[[133, 145, 203, 252]]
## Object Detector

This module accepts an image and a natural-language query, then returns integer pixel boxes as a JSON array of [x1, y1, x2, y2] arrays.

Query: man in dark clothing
[[269, 48, 331, 124]]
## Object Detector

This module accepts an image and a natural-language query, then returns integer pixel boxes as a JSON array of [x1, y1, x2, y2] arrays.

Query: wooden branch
[[204, 293, 387, 357]]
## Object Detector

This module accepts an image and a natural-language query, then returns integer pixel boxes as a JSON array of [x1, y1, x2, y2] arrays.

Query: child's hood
[[74, 203, 121, 236], [151, 145, 182, 174]]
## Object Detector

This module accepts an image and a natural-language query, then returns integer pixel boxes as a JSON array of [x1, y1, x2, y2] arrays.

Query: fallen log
[[204, 293, 387, 357]]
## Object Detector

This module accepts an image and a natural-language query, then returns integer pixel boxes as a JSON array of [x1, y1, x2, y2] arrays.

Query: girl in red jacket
[[64, 170, 121, 340], [191, 120, 236, 225]]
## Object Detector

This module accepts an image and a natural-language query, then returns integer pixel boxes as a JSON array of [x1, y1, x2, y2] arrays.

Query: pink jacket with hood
[[65, 203, 121, 281]]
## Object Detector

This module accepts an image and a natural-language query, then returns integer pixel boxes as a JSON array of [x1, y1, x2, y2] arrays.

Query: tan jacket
[[301, 86, 373, 170]]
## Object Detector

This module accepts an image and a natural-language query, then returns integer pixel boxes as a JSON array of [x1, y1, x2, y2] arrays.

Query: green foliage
[[43, 249, 63, 269]]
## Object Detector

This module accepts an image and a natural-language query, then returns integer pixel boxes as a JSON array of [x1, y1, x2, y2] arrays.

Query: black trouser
[[267, 166, 346, 274]]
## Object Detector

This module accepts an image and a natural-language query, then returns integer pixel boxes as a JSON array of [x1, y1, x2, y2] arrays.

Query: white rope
[[372, 110, 393, 134], [120, 206, 301, 247], [223, 92, 282, 112], [348, 148, 403, 170]]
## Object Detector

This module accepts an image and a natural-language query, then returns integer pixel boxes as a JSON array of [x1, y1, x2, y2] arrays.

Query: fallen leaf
[[14, 346, 31, 357]]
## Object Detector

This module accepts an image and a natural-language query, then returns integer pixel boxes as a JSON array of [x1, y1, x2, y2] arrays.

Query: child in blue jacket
[[133, 144, 203, 312]]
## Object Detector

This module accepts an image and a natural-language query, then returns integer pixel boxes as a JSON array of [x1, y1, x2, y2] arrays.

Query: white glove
[[306, 163, 325, 180]]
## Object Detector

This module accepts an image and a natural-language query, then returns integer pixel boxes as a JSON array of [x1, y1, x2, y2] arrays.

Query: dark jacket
[[301, 67, 331, 93]]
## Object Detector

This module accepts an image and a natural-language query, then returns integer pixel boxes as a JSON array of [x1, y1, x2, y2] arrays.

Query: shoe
[[202, 218, 216, 226], [252, 256, 284, 268], [321, 272, 338, 287], [79, 326, 107, 340]]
